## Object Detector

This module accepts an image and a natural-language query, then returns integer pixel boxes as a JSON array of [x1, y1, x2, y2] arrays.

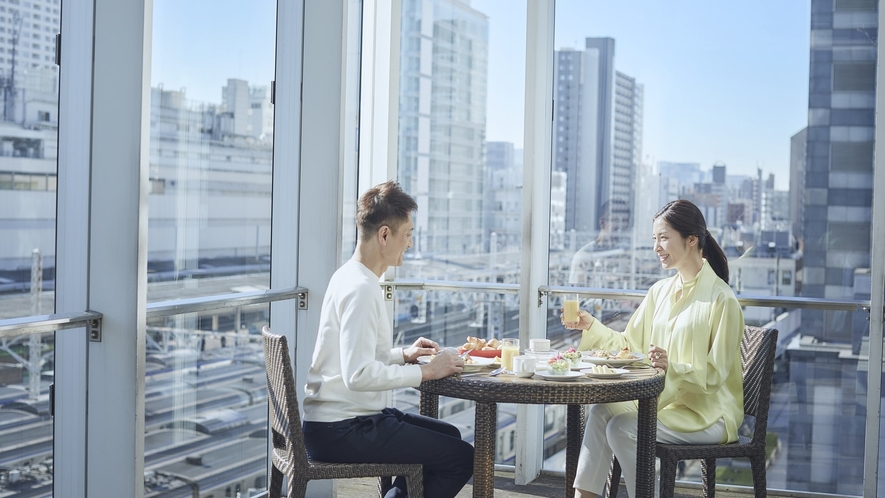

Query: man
[[302, 181, 474, 498]]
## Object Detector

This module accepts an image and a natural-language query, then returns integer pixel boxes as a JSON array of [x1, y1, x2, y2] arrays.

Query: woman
[[563, 199, 744, 498]]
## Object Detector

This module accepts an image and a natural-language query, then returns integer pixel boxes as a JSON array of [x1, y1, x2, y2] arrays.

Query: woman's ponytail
[[701, 229, 729, 283]]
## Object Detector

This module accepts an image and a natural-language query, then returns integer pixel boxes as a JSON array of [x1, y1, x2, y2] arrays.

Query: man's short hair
[[357, 180, 417, 240]]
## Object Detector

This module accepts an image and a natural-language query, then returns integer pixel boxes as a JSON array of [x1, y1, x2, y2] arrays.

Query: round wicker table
[[417, 367, 665, 498]]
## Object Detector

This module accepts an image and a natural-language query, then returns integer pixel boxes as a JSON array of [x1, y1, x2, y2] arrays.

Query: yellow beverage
[[501, 345, 520, 372], [563, 299, 580, 322]]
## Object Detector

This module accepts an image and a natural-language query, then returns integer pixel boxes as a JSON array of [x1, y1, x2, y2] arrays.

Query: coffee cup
[[512, 355, 536, 378], [530, 338, 551, 352]]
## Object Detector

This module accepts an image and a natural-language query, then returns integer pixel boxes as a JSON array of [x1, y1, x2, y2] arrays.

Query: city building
[[800, 0, 877, 341], [553, 38, 643, 236], [397, 0, 489, 257], [147, 83, 273, 267], [789, 127, 807, 246], [485, 141, 522, 251]]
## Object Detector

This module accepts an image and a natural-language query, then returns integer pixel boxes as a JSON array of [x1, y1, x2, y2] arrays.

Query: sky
[[473, 0, 810, 189], [150, 1, 810, 190], [150, 0, 277, 104]]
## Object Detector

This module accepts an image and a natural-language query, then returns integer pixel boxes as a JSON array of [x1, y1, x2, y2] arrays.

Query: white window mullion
[[287, 0, 355, 494], [85, 0, 152, 496], [269, 0, 304, 370], [269, 0, 304, 490], [862, 6, 885, 497], [359, 0, 401, 193], [516, 0, 555, 485], [53, 0, 94, 495]]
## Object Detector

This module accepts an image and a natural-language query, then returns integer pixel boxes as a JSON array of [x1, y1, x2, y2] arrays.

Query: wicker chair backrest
[[740, 326, 778, 445], [263, 327, 310, 475]]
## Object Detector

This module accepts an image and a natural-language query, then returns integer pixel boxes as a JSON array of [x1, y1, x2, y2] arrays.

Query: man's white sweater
[[302, 259, 424, 422]]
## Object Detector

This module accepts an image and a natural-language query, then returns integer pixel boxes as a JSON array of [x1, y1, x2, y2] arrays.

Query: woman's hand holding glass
[[560, 307, 596, 330]]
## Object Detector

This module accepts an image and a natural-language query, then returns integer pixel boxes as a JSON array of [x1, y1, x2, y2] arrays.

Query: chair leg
[[604, 456, 622, 498], [287, 478, 307, 498], [269, 465, 284, 498], [749, 455, 768, 498], [701, 458, 717, 498], [658, 455, 678, 498], [406, 468, 425, 498], [378, 476, 392, 497]]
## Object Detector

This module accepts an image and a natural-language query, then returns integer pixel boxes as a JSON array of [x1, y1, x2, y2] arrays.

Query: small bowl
[[525, 349, 558, 360]]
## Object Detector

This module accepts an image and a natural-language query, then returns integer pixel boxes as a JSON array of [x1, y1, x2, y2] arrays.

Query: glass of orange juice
[[563, 293, 580, 324], [501, 338, 520, 372]]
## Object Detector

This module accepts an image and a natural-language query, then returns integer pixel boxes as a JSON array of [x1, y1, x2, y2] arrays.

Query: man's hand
[[420, 350, 463, 381], [403, 336, 440, 363]]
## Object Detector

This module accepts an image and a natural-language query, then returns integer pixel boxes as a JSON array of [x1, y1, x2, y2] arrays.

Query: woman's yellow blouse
[[577, 260, 745, 443]]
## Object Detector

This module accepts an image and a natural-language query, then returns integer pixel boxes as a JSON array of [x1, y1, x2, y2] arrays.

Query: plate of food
[[534, 371, 585, 382], [582, 348, 646, 366], [417, 354, 495, 372], [457, 336, 503, 358], [580, 366, 629, 379]]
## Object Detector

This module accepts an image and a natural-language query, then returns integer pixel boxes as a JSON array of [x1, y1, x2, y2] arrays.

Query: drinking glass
[[501, 338, 520, 372], [563, 293, 580, 323]]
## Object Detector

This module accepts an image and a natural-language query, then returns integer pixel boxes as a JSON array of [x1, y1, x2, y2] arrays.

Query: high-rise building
[[0, 2, 59, 78], [485, 141, 521, 250], [789, 127, 807, 246], [657, 161, 704, 194], [801, 0, 877, 341], [0, 1, 59, 123], [218, 78, 273, 142], [397, 0, 488, 256], [761, 188, 790, 232], [553, 38, 642, 236], [613, 71, 643, 227]]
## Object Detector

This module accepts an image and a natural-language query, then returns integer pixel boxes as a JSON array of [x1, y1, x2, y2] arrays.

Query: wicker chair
[[606, 326, 778, 498], [261, 327, 424, 497]]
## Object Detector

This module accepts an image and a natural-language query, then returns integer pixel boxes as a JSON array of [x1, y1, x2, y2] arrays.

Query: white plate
[[582, 353, 646, 367], [534, 371, 585, 382], [580, 367, 629, 379], [417, 355, 495, 372]]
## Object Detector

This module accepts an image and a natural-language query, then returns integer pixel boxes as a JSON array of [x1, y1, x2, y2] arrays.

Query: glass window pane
[[391, 288, 520, 464], [395, 0, 526, 281], [144, 305, 270, 497], [0, 331, 53, 495], [147, 1, 276, 302], [392, 0, 526, 468], [341, 0, 362, 264], [550, 2, 877, 493], [147, 1, 276, 495], [0, 0, 60, 319]]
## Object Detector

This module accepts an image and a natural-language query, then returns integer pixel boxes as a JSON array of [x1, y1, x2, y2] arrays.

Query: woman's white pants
[[573, 401, 726, 498]]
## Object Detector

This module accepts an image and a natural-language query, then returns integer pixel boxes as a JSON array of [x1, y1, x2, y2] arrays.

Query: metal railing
[[1, 280, 871, 338], [383, 279, 870, 313], [0, 286, 306, 338], [385, 279, 519, 294], [146, 286, 306, 318], [541, 285, 870, 312], [0, 310, 103, 338]]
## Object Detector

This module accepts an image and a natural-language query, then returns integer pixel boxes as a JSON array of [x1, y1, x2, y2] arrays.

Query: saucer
[[534, 371, 584, 382]]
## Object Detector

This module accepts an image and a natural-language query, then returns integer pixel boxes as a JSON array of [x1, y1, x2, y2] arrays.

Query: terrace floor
[[337, 470, 763, 497]]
